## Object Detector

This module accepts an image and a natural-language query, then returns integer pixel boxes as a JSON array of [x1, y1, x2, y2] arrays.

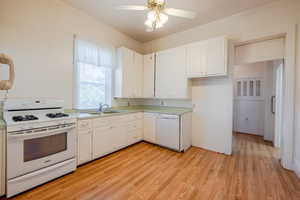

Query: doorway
[[233, 60, 284, 149], [233, 37, 286, 159]]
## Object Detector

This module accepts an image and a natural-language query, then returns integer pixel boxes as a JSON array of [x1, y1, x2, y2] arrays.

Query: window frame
[[73, 40, 114, 110]]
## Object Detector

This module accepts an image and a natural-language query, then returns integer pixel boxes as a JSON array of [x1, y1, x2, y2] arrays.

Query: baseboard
[[294, 159, 300, 178]]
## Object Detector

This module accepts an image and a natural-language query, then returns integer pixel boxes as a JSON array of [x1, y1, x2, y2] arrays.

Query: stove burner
[[12, 115, 39, 122], [46, 113, 69, 119]]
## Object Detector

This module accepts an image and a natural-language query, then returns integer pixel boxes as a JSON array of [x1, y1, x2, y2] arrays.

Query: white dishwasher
[[156, 114, 180, 151]]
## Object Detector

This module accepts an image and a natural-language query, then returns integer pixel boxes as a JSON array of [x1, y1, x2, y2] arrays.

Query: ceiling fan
[[117, 0, 197, 32]]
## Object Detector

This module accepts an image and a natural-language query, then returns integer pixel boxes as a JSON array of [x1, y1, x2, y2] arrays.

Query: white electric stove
[[3, 99, 77, 198]]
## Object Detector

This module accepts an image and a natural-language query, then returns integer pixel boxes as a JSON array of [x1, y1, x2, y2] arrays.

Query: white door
[[93, 126, 114, 159], [133, 52, 143, 97], [186, 37, 227, 78], [0, 128, 4, 196], [206, 37, 227, 76], [143, 113, 156, 143], [112, 126, 127, 150], [127, 129, 141, 146], [186, 41, 207, 77], [235, 100, 265, 135], [78, 130, 92, 165], [234, 78, 264, 135], [156, 46, 188, 98], [121, 47, 135, 97], [143, 54, 155, 98], [274, 61, 284, 148]]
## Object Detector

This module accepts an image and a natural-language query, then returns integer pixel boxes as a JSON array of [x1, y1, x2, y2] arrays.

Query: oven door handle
[[8, 125, 76, 140]]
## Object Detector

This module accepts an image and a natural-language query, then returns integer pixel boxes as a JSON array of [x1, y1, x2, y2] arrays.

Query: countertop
[[71, 106, 193, 120], [0, 106, 193, 127]]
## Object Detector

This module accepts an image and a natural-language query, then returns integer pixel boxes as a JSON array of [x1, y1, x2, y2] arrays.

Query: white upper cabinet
[[133, 52, 143, 97], [143, 53, 155, 98], [156, 46, 191, 99], [186, 36, 228, 78], [115, 47, 143, 98]]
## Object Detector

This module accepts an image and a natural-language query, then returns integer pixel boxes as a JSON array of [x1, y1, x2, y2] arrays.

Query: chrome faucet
[[99, 103, 110, 112]]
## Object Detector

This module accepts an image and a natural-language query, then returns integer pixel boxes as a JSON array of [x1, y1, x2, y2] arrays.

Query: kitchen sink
[[86, 110, 122, 115]]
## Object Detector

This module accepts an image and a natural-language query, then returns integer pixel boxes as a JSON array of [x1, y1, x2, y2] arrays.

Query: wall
[[192, 78, 233, 154], [294, 9, 300, 177], [0, 0, 143, 108], [143, 0, 300, 158], [233, 62, 266, 78], [235, 37, 285, 65]]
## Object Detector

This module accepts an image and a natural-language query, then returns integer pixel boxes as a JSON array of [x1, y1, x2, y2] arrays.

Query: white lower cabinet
[[93, 126, 115, 159], [0, 128, 4, 196], [112, 125, 127, 150], [143, 113, 156, 143], [77, 113, 143, 166], [77, 129, 93, 165], [127, 128, 143, 146], [77, 112, 191, 166]]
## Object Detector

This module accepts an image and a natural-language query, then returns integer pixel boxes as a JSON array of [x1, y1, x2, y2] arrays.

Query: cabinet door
[[112, 126, 127, 150], [127, 129, 142, 146], [143, 113, 156, 143], [77, 130, 92, 165], [186, 41, 207, 77], [120, 47, 135, 97], [133, 52, 144, 97], [143, 54, 155, 98], [93, 126, 114, 159], [206, 37, 227, 76], [156, 46, 189, 98], [0, 128, 4, 196], [186, 37, 227, 78]]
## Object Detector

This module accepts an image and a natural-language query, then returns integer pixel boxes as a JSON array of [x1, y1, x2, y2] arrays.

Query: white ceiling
[[63, 0, 279, 43]]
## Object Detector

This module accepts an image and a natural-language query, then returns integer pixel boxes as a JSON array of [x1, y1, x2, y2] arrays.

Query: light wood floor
[[2, 133, 300, 200]]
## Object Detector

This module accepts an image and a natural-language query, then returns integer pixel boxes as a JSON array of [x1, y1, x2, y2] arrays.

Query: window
[[75, 40, 115, 109], [235, 78, 263, 99]]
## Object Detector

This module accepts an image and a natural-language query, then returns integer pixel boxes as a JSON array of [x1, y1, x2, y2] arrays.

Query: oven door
[[7, 124, 76, 179]]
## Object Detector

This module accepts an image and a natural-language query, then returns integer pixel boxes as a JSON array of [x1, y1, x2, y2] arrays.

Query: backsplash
[[113, 98, 193, 108]]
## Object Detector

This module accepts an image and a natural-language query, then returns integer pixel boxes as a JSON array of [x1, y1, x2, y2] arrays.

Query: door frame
[[232, 24, 297, 170]]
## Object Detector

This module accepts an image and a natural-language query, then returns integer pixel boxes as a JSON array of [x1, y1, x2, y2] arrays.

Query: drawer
[[78, 119, 92, 130], [127, 120, 143, 131], [93, 118, 111, 128], [126, 113, 143, 122], [93, 116, 127, 128]]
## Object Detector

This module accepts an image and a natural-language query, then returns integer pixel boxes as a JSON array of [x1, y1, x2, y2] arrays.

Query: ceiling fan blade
[[116, 5, 148, 11], [164, 8, 197, 19]]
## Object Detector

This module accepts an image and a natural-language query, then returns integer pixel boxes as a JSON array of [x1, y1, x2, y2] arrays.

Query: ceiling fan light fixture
[[119, 0, 196, 32], [145, 19, 154, 28], [156, 21, 164, 28], [147, 10, 157, 22], [159, 13, 168, 24]]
